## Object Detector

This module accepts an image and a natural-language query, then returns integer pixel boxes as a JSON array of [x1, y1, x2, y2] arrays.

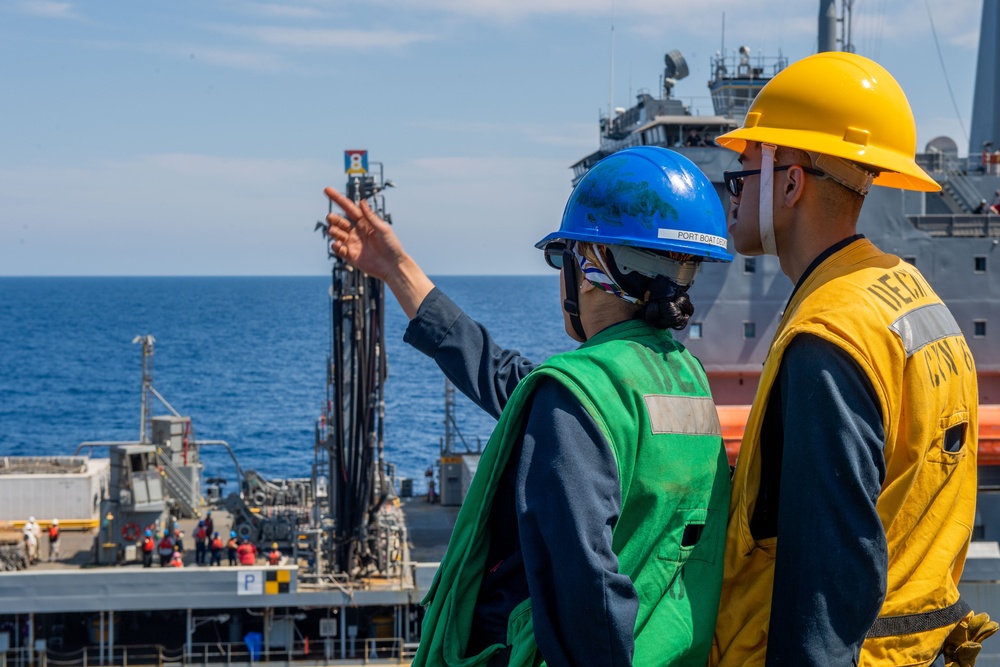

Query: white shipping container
[[0, 458, 109, 526]]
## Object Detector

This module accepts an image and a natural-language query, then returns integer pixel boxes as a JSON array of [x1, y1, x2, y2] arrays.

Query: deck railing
[[908, 214, 1000, 238], [1, 638, 411, 667]]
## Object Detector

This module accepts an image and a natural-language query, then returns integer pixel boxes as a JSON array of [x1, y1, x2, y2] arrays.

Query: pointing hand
[[324, 186, 406, 282], [323, 186, 434, 319]]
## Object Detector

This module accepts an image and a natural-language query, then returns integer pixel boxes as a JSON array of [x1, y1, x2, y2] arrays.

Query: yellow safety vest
[[711, 239, 978, 667]]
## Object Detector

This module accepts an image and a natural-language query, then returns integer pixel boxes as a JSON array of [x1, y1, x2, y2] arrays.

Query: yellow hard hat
[[716, 51, 940, 193], [271, 542, 278, 549]]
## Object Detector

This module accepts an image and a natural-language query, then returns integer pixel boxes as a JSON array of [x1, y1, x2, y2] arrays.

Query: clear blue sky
[[0, 0, 984, 276]]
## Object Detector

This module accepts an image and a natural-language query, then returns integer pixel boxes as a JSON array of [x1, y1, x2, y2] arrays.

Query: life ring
[[121, 522, 140, 542], [251, 490, 267, 506]]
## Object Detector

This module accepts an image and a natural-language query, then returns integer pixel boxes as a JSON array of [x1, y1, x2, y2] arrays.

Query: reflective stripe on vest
[[645, 394, 723, 436], [867, 599, 972, 639], [888, 303, 963, 357]]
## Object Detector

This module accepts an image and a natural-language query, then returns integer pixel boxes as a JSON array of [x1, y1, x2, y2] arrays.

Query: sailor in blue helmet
[[324, 146, 733, 667], [227, 530, 239, 566], [141, 529, 155, 568]]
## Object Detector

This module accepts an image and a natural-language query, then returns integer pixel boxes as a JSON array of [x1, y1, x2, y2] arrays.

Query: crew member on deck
[[226, 531, 239, 566], [267, 542, 282, 566], [685, 128, 705, 147], [23, 531, 37, 566], [324, 146, 733, 667], [209, 532, 223, 566], [23, 517, 41, 563], [237, 538, 257, 566], [158, 530, 174, 567], [172, 525, 184, 553], [47, 518, 60, 562], [710, 51, 995, 667], [194, 520, 208, 565], [142, 530, 155, 568]]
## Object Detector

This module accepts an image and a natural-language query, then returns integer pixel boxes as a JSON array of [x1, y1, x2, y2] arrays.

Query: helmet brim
[[716, 128, 941, 193], [535, 231, 734, 263]]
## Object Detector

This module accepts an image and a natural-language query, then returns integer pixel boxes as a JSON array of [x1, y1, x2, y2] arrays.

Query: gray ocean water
[[0, 275, 570, 491]]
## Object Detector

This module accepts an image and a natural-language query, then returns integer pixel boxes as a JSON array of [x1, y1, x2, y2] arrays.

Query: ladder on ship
[[154, 448, 200, 518]]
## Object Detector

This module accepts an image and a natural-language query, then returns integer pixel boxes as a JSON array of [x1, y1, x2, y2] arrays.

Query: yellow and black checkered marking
[[265, 569, 291, 595]]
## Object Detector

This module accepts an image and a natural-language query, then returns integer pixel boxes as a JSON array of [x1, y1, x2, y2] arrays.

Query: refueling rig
[[307, 152, 406, 582], [225, 152, 407, 583]]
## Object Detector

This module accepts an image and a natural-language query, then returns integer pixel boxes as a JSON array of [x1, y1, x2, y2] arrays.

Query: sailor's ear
[[783, 165, 807, 207]]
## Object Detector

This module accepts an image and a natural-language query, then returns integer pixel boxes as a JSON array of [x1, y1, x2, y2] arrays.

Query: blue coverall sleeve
[[516, 379, 637, 667], [404, 288, 537, 419], [765, 334, 888, 667]]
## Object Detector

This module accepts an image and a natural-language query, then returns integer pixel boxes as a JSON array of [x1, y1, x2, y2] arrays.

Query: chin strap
[[561, 248, 587, 341], [759, 142, 779, 256]]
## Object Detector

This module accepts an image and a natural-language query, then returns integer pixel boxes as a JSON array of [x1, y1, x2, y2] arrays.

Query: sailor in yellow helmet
[[708, 51, 995, 667]]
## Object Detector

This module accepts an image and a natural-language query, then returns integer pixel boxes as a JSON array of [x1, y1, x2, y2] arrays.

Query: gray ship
[[570, 0, 1000, 461]]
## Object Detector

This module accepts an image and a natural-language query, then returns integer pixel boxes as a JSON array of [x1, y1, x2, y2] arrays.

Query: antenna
[[132, 334, 155, 444], [721, 11, 725, 60], [839, 0, 855, 53], [609, 20, 615, 121]]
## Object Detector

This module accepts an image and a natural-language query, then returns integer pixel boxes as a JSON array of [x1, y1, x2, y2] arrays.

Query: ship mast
[[969, 0, 1000, 155], [818, 0, 854, 54], [133, 334, 155, 444]]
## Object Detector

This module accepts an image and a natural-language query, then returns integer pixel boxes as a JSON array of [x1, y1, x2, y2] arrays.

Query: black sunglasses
[[542, 241, 570, 270], [723, 165, 826, 197]]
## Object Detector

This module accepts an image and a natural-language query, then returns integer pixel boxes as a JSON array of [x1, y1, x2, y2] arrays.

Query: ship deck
[[0, 499, 461, 666]]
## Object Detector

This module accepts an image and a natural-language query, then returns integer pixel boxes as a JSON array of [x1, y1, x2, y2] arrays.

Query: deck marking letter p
[[238, 571, 263, 595]]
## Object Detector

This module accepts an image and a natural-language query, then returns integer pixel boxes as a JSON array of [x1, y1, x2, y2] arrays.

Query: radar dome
[[925, 135, 959, 156]]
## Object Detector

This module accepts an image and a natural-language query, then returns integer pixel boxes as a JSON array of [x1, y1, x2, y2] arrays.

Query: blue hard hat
[[145, 530, 152, 537], [230, 530, 237, 538], [536, 146, 733, 263], [198, 520, 204, 526]]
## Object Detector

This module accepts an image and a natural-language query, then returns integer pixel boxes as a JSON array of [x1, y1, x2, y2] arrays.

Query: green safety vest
[[414, 319, 730, 667]]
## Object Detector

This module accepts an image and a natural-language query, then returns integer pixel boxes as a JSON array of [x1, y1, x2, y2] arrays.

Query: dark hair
[[606, 250, 694, 330]]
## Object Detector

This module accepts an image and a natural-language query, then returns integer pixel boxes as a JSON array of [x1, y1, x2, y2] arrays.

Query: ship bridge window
[[975, 256, 987, 273], [974, 320, 987, 337], [129, 453, 146, 472], [744, 258, 756, 273], [690, 322, 703, 339], [743, 322, 756, 339]]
